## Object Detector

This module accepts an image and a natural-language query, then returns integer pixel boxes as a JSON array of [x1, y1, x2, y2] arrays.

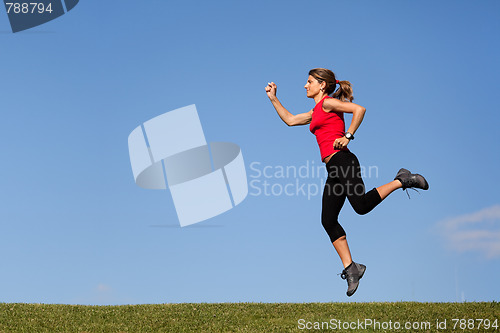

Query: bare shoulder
[[322, 97, 363, 114], [322, 97, 343, 112]]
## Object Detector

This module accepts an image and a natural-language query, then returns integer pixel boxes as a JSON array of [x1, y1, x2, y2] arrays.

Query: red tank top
[[309, 96, 348, 161]]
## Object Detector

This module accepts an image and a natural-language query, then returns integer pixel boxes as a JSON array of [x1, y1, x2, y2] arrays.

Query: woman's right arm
[[266, 82, 312, 126]]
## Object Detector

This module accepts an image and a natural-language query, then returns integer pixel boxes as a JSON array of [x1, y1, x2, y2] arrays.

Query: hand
[[265, 82, 277, 99], [333, 136, 350, 150]]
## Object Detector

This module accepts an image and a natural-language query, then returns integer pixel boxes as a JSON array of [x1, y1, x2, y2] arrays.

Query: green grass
[[0, 302, 498, 332]]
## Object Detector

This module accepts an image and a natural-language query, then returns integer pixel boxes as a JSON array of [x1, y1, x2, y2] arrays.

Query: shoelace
[[339, 270, 348, 280], [404, 187, 420, 199]]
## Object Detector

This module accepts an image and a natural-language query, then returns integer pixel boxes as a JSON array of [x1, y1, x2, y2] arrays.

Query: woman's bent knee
[[353, 205, 370, 215]]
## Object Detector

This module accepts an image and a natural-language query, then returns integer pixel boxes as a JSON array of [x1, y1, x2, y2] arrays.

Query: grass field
[[0, 302, 498, 332]]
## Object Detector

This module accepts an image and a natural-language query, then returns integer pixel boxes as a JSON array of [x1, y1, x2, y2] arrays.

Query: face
[[304, 75, 325, 98]]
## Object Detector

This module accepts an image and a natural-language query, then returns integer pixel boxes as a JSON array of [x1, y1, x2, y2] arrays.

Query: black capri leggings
[[322, 150, 382, 243]]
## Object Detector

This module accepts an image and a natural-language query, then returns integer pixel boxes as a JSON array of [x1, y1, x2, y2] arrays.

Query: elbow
[[286, 117, 297, 126], [356, 106, 366, 117]]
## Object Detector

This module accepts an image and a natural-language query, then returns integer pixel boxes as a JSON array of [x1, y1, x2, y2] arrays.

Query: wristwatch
[[345, 132, 355, 140]]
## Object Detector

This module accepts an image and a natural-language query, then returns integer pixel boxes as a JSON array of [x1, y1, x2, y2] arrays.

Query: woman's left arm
[[322, 98, 366, 149], [322, 98, 366, 135]]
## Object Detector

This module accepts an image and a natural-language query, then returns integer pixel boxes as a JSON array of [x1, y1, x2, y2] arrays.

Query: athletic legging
[[322, 150, 382, 243]]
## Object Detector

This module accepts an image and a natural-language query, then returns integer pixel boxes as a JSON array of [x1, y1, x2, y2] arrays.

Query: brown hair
[[308, 68, 354, 102]]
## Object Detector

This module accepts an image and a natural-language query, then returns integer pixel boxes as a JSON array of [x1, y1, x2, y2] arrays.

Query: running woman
[[265, 68, 429, 296]]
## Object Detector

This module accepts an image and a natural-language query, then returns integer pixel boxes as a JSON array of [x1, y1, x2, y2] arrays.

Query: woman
[[265, 68, 428, 297]]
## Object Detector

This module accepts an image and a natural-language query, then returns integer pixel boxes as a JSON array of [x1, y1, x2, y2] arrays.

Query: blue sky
[[1, 0, 499, 305]]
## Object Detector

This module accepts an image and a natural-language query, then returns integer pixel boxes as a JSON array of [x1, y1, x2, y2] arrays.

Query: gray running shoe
[[340, 262, 366, 297], [394, 168, 429, 191]]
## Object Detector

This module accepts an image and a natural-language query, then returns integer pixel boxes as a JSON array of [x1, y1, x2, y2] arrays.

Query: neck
[[314, 92, 328, 104]]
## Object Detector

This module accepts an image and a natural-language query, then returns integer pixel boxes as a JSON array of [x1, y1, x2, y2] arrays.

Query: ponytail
[[332, 80, 354, 102], [309, 68, 354, 102]]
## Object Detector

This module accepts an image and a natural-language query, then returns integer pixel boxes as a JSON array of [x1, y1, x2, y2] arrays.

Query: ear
[[320, 81, 327, 90]]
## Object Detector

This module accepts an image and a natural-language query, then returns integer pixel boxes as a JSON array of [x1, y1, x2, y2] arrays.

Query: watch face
[[346, 133, 352, 139]]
